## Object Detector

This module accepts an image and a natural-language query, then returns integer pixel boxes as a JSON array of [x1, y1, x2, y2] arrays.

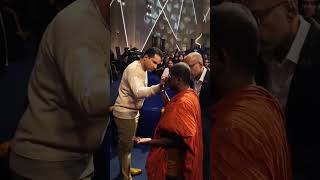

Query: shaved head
[[184, 52, 203, 66], [170, 62, 192, 84], [212, 2, 259, 74], [183, 52, 204, 79]]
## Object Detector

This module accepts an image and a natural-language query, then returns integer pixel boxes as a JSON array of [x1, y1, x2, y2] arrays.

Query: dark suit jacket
[[191, 69, 211, 180], [190, 69, 212, 115], [256, 17, 320, 177], [199, 70, 211, 114]]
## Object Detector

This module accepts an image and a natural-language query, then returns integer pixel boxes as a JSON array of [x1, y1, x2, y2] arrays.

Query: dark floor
[[110, 143, 150, 180]]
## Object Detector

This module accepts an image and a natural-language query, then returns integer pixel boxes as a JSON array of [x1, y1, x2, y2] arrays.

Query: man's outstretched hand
[[160, 76, 169, 90], [132, 136, 152, 144]]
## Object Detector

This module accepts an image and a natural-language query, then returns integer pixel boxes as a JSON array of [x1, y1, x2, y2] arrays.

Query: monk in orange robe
[[134, 62, 203, 180], [210, 85, 291, 180], [210, 3, 291, 180]]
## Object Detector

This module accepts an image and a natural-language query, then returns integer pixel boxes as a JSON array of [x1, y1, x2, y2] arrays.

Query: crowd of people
[[110, 47, 210, 82]]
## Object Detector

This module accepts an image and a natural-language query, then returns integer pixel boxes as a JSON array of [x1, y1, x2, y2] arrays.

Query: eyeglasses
[[251, 1, 288, 24]]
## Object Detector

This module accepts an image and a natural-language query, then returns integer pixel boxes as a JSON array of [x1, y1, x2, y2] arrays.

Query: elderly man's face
[[302, 0, 318, 17], [229, 0, 295, 56], [184, 58, 203, 79]]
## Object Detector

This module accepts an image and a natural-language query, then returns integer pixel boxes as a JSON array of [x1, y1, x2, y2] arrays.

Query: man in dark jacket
[[184, 52, 211, 180]]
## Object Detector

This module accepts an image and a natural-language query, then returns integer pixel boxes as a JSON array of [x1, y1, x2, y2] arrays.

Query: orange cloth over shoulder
[[210, 85, 292, 180], [146, 89, 203, 180]]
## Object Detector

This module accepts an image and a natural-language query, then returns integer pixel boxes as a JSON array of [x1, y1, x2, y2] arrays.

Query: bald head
[[184, 52, 204, 79], [168, 62, 191, 91], [170, 62, 192, 85], [212, 2, 259, 75], [184, 52, 203, 66]]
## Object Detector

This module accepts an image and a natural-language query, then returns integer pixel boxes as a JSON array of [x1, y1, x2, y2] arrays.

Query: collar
[[198, 67, 207, 82], [138, 60, 147, 72], [286, 16, 310, 64]]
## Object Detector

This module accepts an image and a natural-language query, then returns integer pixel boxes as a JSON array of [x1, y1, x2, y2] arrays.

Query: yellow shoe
[[130, 168, 142, 176]]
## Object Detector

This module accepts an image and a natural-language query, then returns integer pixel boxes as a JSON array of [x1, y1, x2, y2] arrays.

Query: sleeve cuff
[[151, 84, 161, 95]]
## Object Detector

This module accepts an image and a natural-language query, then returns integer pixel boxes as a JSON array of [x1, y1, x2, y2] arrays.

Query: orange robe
[[210, 85, 292, 180], [146, 89, 203, 180]]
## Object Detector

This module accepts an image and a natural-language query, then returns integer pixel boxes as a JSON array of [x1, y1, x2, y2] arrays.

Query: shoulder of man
[[300, 17, 320, 68], [203, 69, 210, 84]]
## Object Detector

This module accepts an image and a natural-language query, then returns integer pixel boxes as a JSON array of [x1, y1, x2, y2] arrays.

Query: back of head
[[143, 47, 163, 59], [212, 2, 259, 75], [170, 62, 192, 85]]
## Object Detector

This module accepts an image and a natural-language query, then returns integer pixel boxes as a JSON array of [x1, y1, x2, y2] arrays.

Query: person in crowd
[[134, 62, 203, 180], [173, 53, 179, 64], [204, 59, 211, 71], [178, 54, 184, 62], [183, 51, 211, 180], [184, 52, 211, 104], [227, 0, 320, 178], [161, 59, 174, 79], [112, 47, 165, 180], [210, 3, 291, 180], [9, 0, 111, 179]]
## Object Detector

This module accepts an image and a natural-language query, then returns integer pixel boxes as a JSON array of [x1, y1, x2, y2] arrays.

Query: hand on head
[[160, 76, 170, 90]]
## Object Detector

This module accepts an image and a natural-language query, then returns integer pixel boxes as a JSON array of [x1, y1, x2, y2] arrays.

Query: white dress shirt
[[265, 16, 310, 110], [193, 67, 208, 96]]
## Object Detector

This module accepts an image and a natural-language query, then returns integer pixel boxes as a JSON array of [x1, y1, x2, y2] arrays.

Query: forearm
[[148, 137, 176, 147], [136, 84, 161, 98]]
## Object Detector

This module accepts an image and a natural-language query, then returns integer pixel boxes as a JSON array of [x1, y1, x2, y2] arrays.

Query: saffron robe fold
[[146, 89, 203, 180], [210, 85, 292, 180]]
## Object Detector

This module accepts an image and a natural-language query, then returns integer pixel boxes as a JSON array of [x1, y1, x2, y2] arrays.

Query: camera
[[125, 48, 142, 63]]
